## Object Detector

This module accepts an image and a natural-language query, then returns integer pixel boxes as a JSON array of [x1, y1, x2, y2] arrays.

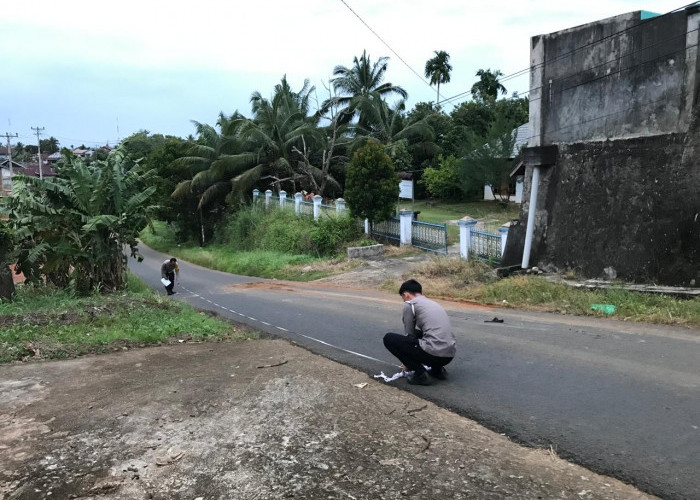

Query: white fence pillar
[[364, 218, 370, 234], [336, 198, 346, 215], [458, 220, 478, 259], [312, 195, 322, 220], [499, 227, 509, 256], [399, 210, 413, 247], [265, 189, 272, 208], [279, 190, 287, 209], [294, 192, 302, 214], [252, 189, 260, 203]]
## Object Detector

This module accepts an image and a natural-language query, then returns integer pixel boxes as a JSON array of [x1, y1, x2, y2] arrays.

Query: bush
[[216, 206, 362, 258], [311, 215, 363, 256]]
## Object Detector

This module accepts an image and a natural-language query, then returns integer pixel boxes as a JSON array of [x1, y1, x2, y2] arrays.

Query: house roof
[[47, 152, 62, 160], [17, 162, 57, 177], [512, 123, 529, 158]]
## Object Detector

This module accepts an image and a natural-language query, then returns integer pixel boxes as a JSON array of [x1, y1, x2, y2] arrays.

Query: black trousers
[[164, 271, 175, 294], [383, 332, 453, 374]]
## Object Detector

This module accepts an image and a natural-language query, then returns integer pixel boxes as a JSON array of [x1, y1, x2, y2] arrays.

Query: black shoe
[[428, 366, 447, 380], [407, 371, 431, 386]]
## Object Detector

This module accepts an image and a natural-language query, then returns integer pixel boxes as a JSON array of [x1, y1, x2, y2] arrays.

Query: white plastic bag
[[161, 278, 171, 287]]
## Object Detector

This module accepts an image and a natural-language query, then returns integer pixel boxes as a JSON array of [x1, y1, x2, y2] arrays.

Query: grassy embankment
[[140, 218, 361, 282], [384, 258, 700, 328], [0, 274, 257, 363]]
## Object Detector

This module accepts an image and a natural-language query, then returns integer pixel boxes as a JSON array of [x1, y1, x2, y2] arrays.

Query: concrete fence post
[[252, 189, 260, 204], [279, 190, 287, 209], [294, 192, 303, 214], [312, 195, 322, 220], [364, 218, 370, 235], [498, 227, 509, 257], [458, 220, 478, 259], [264, 189, 272, 208], [399, 210, 413, 247], [336, 198, 346, 216]]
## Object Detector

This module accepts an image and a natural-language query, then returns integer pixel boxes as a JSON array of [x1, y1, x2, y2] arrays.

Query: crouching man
[[383, 279, 456, 386]]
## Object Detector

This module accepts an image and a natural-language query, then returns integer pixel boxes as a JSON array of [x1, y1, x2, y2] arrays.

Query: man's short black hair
[[399, 279, 422, 295], [170, 257, 177, 263]]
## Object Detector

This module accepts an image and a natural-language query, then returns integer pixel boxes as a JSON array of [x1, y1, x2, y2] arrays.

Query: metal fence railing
[[470, 229, 502, 263], [412, 220, 448, 254], [299, 200, 314, 217], [370, 217, 400, 243]]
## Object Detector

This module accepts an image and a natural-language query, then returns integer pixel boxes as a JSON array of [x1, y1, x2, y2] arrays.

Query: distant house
[[47, 152, 62, 164], [483, 122, 529, 203], [72, 148, 92, 158], [0, 146, 11, 160]]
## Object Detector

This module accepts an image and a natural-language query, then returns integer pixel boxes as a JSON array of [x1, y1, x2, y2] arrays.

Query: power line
[[438, 1, 699, 107], [337, 0, 434, 92]]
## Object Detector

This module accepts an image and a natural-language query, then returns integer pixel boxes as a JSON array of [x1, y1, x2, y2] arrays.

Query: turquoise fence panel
[[411, 220, 448, 254]]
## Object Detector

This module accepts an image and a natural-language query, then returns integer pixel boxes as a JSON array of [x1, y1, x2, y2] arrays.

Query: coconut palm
[[424, 50, 452, 104], [471, 69, 507, 101], [175, 77, 340, 208], [323, 51, 408, 125]]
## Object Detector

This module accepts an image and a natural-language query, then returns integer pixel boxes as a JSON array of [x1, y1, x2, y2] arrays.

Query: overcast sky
[[0, 0, 685, 148]]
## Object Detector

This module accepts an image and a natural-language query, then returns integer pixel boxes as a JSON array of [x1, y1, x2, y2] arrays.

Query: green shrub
[[311, 215, 363, 256]]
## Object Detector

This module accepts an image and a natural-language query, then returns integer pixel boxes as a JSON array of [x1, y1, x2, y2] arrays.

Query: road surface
[[130, 245, 700, 500]]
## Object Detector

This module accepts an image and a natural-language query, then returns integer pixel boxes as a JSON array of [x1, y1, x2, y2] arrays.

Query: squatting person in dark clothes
[[383, 279, 456, 385], [161, 257, 180, 296]]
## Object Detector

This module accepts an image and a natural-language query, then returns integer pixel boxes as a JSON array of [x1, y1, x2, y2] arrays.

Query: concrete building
[[503, 6, 700, 286]]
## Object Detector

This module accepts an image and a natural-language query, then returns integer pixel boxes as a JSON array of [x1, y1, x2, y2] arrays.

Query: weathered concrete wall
[[506, 7, 700, 286], [529, 9, 699, 144], [541, 134, 697, 284]]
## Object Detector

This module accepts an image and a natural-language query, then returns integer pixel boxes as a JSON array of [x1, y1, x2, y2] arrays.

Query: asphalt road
[[130, 245, 700, 500]]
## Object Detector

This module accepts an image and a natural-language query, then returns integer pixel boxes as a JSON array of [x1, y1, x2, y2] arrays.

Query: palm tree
[[424, 50, 452, 104], [471, 69, 507, 101], [175, 77, 340, 207], [355, 96, 435, 146], [325, 51, 408, 125]]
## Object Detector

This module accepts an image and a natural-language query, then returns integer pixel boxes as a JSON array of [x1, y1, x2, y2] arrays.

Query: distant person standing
[[161, 258, 179, 295], [383, 279, 456, 385]]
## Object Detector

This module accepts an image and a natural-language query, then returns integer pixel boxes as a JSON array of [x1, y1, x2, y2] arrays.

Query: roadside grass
[[140, 221, 352, 281], [0, 274, 257, 363], [400, 258, 700, 328]]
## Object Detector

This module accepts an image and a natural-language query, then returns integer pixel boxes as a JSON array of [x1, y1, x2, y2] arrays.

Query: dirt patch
[[0, 340, 655, 499]]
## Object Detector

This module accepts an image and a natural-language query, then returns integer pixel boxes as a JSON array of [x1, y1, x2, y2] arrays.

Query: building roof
[[17, 162, 57, 177], [512, 123, 529, 158]]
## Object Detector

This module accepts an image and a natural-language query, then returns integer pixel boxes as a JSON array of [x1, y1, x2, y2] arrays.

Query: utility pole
[[1, 132, 18, 196], [31, 126, 45, 179]]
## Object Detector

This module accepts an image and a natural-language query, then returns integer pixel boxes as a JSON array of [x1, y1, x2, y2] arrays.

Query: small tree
[[344, 140, 399, 224], [420, 155, 460, 200], [458, 116, 519, 205]]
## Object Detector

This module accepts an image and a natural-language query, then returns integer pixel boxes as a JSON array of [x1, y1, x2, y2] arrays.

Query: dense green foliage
[[421, 155, 460, 199], [7, 149, 156, 294], [218, 205, 362, 257], [344, 140, 399, 223], [0, 221, 15, 300]]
